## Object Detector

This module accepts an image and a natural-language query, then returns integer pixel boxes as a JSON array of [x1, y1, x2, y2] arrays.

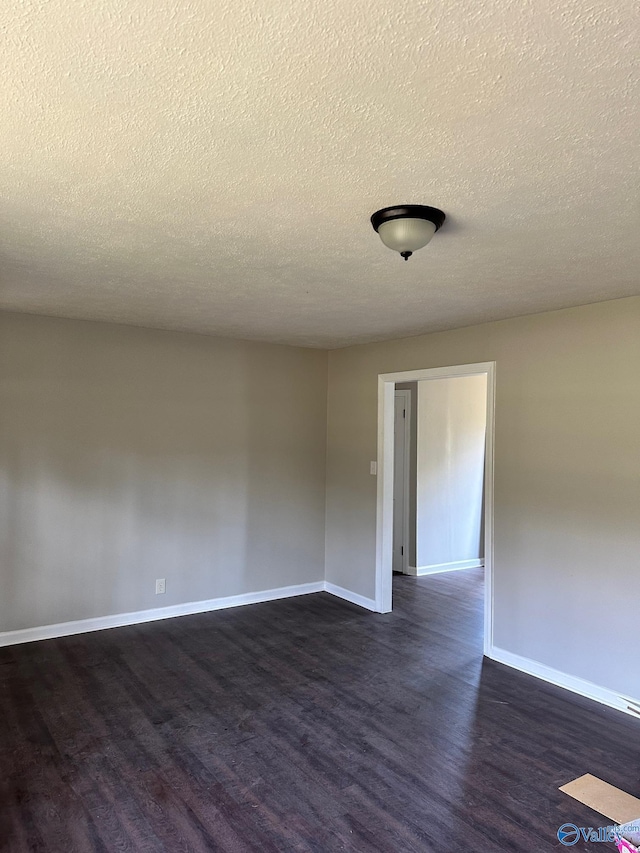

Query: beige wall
[[325, 296, 640, 697], [0, 312, 328, 633]]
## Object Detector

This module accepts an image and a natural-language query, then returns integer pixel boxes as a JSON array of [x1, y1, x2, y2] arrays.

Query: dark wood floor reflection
[[1, 569, 638, 851]]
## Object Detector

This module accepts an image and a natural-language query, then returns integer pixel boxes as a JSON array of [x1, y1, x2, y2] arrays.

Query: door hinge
[[401, 546, 404, 555], [403, 408, 406, 418]]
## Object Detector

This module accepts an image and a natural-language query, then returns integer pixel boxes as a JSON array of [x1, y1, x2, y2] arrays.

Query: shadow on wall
[[0, 314, 327, 633]]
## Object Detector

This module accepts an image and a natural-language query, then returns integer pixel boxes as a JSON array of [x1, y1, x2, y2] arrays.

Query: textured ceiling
[[1, 0, 638, 348]]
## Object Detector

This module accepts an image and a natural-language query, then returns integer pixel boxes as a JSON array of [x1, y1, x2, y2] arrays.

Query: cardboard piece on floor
[[560, 774, 640, 825]]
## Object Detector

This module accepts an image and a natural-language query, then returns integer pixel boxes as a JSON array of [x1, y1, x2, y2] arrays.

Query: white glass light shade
[[377, 217, 437, 254]]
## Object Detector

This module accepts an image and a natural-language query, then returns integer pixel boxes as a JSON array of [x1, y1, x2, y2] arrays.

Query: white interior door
[[393, 390, 411, 573]]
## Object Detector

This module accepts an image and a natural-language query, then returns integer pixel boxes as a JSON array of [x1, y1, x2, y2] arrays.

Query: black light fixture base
[[400, 251, 412, 261], [370, 205, 446, 233]]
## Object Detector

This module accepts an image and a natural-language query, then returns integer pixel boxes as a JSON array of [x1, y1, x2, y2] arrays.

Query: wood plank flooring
[[1, 569, 639, 852]]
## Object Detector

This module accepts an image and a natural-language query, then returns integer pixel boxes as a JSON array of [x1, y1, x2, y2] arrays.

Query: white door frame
[[375, 362, 496, 656], [393, 389, 412, 575]]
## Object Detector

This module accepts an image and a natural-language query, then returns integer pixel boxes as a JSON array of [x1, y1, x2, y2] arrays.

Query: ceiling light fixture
[[370, 205, 446, 260]]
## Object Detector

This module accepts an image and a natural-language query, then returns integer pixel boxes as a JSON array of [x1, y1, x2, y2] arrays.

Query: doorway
[[375, 362, 495, 655], [392, 389, 411, 574]]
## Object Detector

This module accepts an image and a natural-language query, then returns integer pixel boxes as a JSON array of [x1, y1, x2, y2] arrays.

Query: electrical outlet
[[155, 578, 166, 595]]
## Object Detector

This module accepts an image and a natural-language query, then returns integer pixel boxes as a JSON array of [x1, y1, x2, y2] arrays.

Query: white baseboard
[[488, 646, 640, 720], [323, 582, 378, 612], [0, 581, 325, 648], [407, 558, 484, 577], [4, 585, 637, 723]]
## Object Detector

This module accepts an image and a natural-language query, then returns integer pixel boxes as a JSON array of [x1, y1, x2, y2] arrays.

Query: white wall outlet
[[155, 578, 166, 595], [370, 461, 377, 475]]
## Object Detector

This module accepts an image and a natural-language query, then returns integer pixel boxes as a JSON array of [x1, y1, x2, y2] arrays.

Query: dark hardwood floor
[[1, 569, 639, 852]]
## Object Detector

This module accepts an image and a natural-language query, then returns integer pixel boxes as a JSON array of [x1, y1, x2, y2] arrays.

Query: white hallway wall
[[415, 374, 487, 571], [325, 296, 640, 700], [0, 312, 328, 633]]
